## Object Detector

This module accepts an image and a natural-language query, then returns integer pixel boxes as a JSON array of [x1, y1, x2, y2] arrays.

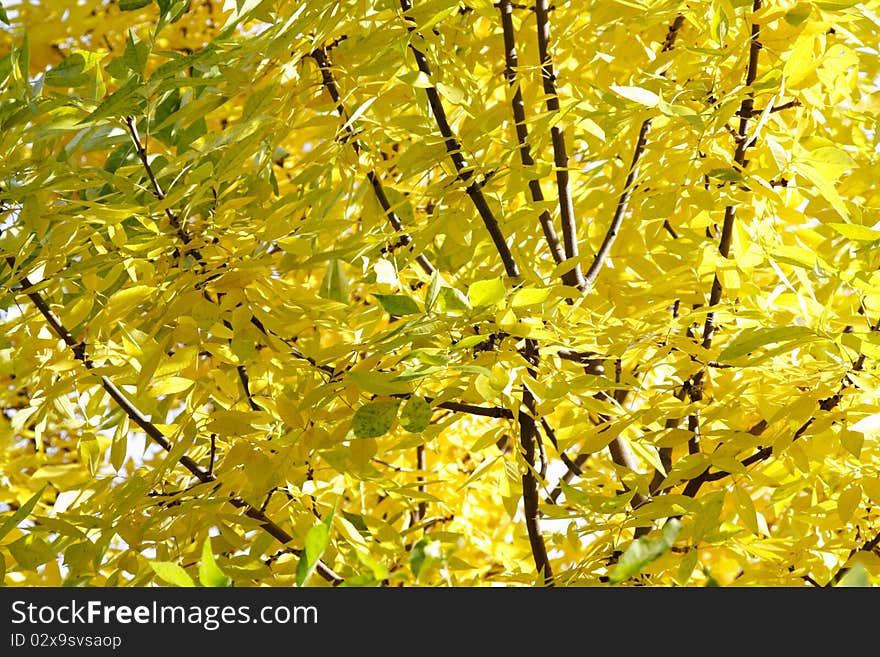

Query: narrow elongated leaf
[[199, 538, 231, 587], [150, 561, 196, 587], [375, 294, 420, 316], [610, 85, 660, 107], [610, 519, 681, 583], [717, 326, 818, 362], [120, 0, 152, 9], [0, 486, 46, 542], [320, 259, 350, 303], [296, 505, 335, 586]]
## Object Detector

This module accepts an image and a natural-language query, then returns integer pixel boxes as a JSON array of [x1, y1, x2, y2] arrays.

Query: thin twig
[[829, 529, 880, 586], [497, 0, 567, 273], [124, 116, 196, 252], [534, 0, 584, 289], [311, 47, 436, 277], [582, 14, 685, 292], [519, 338, 554, 585], [399, 0, 520, 278], [415, 445, 427, 523], [8, 267, 343, 585], [676, 0, 763, 495]]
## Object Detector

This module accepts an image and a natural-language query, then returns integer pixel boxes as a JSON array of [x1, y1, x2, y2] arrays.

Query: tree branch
[[669, 0, 763, 482], [311, 46, 436, 278], [534, 0, 583, 289], [8, 267, 343, 585], [399, 0, 521, 279], [699, 0, 762, 351], [124, 116, 195, 252], [829, 528, 880, 586], [497, 0, 567, 274], [582, 14, 685, 292], [519, 338, 554, 585]]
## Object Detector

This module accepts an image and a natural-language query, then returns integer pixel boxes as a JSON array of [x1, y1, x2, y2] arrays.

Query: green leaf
[[711, 4, 729, 45], [609, 518, 681, 583], [45, 53, 90, 87], [0, 486, 46, 542], [424, 272, 441, 312], [467, 278, 506, 307], [320, 259, 350, 303], [836, 563, 871, 587], [706, 168, 744, 183], [8, 534, 55, 570], [437, 286, 471, 314], [296, 506, 335, 586], [450, 364, 493, 377], [77, 75, 145, 125], [149, 561, 196, 587], [390, 365, 442, 383], [157, 0, 190, 27], [352, 401, 400, 438], [400, 397, 432, 433], [410, 538, 429, 579], [658, 101, 704, 128], [0, 6, 9, 24], [119, 0, 153, 11], [375, 294, 420, 316], [717, 326, 819, 362], [347, 371, 412, 395], [105, 30, 150, 80], [199, 537, 231, 587]]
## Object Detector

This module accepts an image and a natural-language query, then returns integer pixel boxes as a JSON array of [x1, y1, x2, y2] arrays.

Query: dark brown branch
[[547, 385, 631, 503], [582, 14, 685, 292], [738, 98, 801, 118], [582, 117, 652, 291], [497, 0, 567, 274], [8, 267, 342, 585], [540, 417, 585, 480], [534, 0, 583, 289], [700, 0, 762, 350], [415, 445, 427, 523], [128, 123, 269, 460], [235, 356, 261, 410], [672, 2, 762, 498], [311, 47, 436, 277], [434, 400, 513, 418], [124, 116, 194, 251], [829, 528, 880, 586], [681, 390, 842, 497], [519, 339, 554, 585], [399, 0, 521, 279]]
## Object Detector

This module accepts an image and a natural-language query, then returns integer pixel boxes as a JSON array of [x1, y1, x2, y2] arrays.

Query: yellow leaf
[[152, 376, 194, 395], [610, 84, 660, 108], [732, 485, 759, 534], [837, 484, 861, 523]]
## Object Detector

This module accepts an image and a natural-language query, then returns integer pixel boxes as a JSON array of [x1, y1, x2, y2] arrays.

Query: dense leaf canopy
[[1, 0, 879, 587]]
